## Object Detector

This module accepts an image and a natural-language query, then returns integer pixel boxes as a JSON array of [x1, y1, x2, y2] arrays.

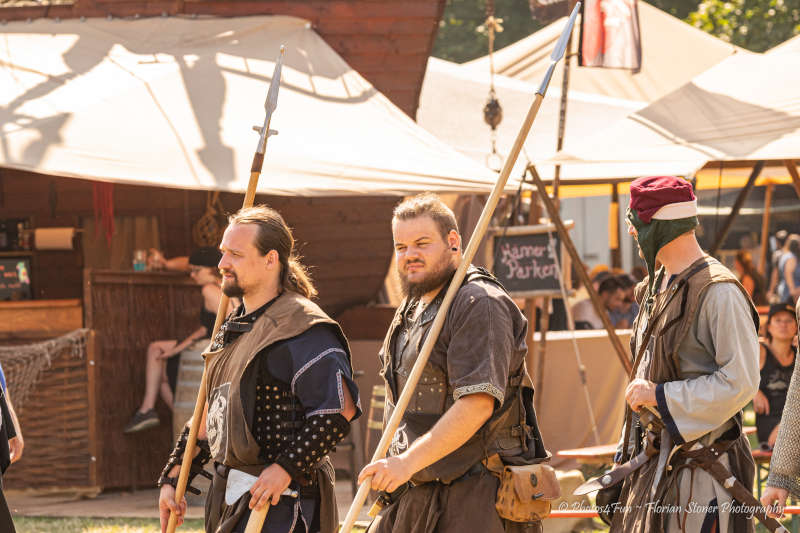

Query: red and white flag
[[579, 0, 642, 71]]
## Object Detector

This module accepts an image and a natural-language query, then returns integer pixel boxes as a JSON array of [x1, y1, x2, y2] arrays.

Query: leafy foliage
[[686, 0, 800, 52], [432, 0, 800, 63], [432, 0, 545, 63]]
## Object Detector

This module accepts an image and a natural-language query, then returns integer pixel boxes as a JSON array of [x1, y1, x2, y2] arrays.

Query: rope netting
[[0, 329, 90, 412]]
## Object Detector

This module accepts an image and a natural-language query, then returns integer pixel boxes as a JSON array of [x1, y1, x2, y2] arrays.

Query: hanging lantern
[[483, 93, 503, 130]]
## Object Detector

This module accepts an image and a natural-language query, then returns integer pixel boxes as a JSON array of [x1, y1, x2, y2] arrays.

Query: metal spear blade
[[255, 45, 286, 154], [537, 2, 581, 96], [265, 45, 286, 114]]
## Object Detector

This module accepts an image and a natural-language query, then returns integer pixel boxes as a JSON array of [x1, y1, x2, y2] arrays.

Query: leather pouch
[[495, 463, 561, 522]]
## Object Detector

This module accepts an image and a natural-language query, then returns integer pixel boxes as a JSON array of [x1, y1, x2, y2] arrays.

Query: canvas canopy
[[547, 38, 800, 180], [0, 15, 499, 196], [417, 58, 642, 187], [464, 2, 741, 103]]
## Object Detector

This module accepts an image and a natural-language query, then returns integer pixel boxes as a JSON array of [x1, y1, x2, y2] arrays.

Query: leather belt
[[574, 432, 659, 495]]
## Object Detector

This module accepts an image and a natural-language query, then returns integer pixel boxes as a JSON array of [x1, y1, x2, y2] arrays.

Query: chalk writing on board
[[497, 241, 558, 281], [492, 232, 561, 294]]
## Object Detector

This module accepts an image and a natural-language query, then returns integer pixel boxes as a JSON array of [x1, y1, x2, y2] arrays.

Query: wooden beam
[[610, 183, 621, 269], [709, 160, 764, 255], [527, 165, 632, 374], [785, 159, 800, 199], [757, 183, 773, 275]]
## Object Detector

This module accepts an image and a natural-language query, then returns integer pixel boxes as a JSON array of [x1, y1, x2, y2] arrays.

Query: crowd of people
[[570, 268, 641, 330]]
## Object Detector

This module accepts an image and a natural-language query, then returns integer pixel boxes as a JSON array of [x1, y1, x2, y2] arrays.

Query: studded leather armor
[[250, 367, 350, 483]]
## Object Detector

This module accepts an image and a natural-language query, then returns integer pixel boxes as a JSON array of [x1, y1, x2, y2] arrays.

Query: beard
[[398, 254, 455, 299], [221, 272, 245, 298]]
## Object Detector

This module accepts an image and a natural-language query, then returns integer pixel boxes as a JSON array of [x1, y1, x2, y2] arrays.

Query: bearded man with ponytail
[[157, 205, 361, 533]]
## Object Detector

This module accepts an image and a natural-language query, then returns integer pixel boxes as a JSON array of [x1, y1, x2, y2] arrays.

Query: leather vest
[[203, 291, 351, 476], [380, 268, 547, 484], [631, 256, 759, 386]]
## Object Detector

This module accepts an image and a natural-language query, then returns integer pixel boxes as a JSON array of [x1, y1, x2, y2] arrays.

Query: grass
[[13, 517, 372, 533], [14, 517, 205, 533]]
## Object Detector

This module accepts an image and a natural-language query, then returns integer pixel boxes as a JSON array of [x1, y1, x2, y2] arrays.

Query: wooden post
[[785, 159, 800, 199], [86, 329, 100, 489], [528, 165, 632, 374], [526, 193, 548, 412], [533, 296, 551, 413], [758, 182, 774, 275], [709, 160, 765, 256], [552, 1, 575, 198], [610, 183, 622, 269]]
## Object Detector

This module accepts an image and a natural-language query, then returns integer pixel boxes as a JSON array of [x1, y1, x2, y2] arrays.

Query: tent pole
[[525, 193, 549, 413], [533, 296, 551, 413], [785, 159, 800, 199], [757, 182, 774, 275], [610, 183, 621, 268], [709, 160, 764, 256], [552, 0, 575, 199], [528, 164, 632, 373]]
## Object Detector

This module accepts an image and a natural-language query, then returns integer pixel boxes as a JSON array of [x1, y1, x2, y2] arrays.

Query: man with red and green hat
[[602, 176, 762, 532]]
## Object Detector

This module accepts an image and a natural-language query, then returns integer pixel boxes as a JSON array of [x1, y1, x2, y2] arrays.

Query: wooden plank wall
[[0, 169, 395, 316], [0, 0, 447, 118], [84, 270, 203, 488]]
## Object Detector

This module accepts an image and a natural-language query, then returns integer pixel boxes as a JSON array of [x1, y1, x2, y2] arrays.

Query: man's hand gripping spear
[[163, 46, 286, 533], [337, 5, 581, 531]]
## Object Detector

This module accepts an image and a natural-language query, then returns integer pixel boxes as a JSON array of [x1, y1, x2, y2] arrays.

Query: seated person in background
[[609, 274, 639, 328], [734, 249, 767, 306], [571, 275, 625, 329], [0, 377, 17, 532], [124, 247, 226, 433], [0, 363, 23, 465], [754, 302, 797, 448]]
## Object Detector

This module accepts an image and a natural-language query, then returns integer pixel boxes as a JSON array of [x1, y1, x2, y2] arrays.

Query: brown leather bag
[[495, 463, 561, 522]]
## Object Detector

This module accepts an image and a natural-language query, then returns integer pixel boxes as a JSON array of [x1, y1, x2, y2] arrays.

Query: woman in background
[[123, 247, 225, 433], [754, 303, 797, 449], [734, 249, 767, 305], [777, 235, 800, 304]]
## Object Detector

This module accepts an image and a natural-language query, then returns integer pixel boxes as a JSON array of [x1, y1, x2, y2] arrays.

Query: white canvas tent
[[0, 15, 499, 196], [417, 58, 642, 184], [464, 2, 742, 103], [547, 38, 800, 180]]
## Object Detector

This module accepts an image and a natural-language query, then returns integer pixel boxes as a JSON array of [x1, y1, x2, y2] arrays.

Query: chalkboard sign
[[490, 223, 573, 298], [0, 257, 32, 301]]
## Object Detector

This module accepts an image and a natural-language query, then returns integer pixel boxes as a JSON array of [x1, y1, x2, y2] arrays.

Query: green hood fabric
[[627, 207, 698, 294]]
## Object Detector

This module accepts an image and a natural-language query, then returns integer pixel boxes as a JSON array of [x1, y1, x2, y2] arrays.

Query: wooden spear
[[338, 5, 581, 531], [166, 45, 286, 533]]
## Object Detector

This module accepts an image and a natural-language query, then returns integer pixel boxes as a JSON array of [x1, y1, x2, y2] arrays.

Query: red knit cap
[[629, 176, 697, 224]]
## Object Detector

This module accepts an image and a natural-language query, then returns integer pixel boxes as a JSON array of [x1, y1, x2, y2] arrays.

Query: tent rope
[[482, 0, 504, 171]]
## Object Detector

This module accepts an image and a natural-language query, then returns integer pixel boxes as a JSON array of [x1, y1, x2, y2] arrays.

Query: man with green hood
[[606, 176, 760, 532]]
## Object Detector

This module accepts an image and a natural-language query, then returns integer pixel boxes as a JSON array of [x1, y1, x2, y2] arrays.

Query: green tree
[[687, 0, 800, 51], [432, 0, 545, 63], [645, 0, 701, 19]]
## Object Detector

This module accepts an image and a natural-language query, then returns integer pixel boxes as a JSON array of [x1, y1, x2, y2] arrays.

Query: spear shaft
[[166, 45, 286, 533], [338, 5, 581, 531]]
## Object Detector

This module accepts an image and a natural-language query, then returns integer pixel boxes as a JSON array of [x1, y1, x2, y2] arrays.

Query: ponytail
[[228, 205, 318, 300], [283, 255, 317, 299]]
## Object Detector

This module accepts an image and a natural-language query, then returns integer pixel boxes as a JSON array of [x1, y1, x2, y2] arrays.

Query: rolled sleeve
[[445, 286, 515, 405]]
